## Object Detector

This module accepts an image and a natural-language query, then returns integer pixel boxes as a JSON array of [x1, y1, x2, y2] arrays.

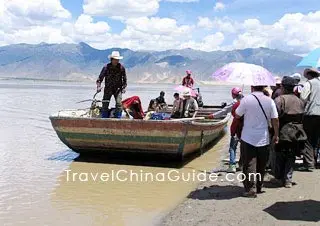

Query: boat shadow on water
[[48, 131, 226, 169]]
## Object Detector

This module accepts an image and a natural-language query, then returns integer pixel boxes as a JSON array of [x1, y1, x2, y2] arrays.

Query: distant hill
[[0, 42, 302, 83]]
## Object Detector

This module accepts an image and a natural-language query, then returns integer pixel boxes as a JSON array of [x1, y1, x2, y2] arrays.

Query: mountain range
[[0, 42, 302, 83]]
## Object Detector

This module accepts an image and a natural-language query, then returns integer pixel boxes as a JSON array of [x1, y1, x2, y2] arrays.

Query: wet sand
[[162, 143, 320, 226]]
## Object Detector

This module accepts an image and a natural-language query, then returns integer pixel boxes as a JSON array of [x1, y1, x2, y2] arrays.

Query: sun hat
[[182, 90, 191, 96], [281, 76, 296, 88], [274, 76, 282, 85], [186, 70, 192, 75], [108, 51, 123, 60], [289, 73, 302, 81], [303, 68, 319, 78]]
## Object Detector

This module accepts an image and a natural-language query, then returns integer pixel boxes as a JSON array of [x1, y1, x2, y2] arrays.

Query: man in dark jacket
[[96, 51, 127, 118], [271, 76, 282, 99], [274, 76, 313, 187]]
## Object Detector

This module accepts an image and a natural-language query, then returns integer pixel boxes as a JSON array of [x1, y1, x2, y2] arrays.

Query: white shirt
[[300, 81, 311, 101], [236, 92, 278, 147]]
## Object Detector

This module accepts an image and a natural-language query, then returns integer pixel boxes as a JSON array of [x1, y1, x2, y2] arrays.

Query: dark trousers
[[102, 90, 122, 113], [171, 111, 182, 118], [275, 149, 295, 183], [300, 141, 316, 168], [242, 141, 269, 192], [303, 115, 320, 164]]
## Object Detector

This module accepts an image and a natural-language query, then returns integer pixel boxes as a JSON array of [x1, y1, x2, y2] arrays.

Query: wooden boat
[[49, 104, 231, 159]]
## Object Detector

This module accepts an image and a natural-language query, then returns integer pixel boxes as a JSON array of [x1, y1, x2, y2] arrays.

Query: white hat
[[108, 51, 123, 60], [182, 90, 191, 96], [290, 73, 302, 81], [274, 76, 282, 85]]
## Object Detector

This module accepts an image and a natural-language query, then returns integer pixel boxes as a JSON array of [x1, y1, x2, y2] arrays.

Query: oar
[[76, 99, 94, 103], [76, 99, 110, 104], [170, 117, 205, 121]]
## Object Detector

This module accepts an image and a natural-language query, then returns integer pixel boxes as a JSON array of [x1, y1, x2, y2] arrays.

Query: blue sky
[[2, 0, 320, 54]]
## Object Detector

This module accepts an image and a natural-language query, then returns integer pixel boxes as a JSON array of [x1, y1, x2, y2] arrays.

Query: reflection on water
[[51, 135, 227, 226], [0, 79, 232, 226]]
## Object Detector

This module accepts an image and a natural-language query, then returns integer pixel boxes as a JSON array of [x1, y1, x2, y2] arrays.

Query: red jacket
[[230, 101, 243, 138], [122, 96, 144, 119], [182, 76, 194, 88]]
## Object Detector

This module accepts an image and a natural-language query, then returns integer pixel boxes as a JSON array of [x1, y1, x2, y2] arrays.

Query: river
[[0, 79, 236, 226]]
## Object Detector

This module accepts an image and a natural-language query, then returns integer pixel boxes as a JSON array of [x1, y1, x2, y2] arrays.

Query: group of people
[[227, 68, 320, 198], [95, 51, 199, 120]]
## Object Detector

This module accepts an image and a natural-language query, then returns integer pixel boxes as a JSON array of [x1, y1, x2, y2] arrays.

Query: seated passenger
[[147, 99, 160, 112], [144, 99, 160, 120], [182, 90, 199, 118], [121, 96, 144, 119], [171, 93, 183, 118], [156, 91, 167, 110]]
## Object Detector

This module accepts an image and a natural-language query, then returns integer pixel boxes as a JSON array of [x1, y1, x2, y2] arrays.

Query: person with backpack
[[274, 76, 312, 187]]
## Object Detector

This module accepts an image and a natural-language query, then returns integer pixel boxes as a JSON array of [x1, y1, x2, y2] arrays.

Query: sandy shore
[[161, 141, 320, 226]]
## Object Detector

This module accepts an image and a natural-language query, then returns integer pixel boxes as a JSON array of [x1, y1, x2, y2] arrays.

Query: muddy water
[[0, 79, 233, 226]]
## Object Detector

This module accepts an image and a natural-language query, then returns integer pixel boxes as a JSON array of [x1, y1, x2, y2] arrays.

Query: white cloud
[[214, 2, 225, 12], [232, 11, 320, 54], [1, 0, 72, 45], [116, 17, 193, 50], [124, 17, 192, 36], [197, 17, 214, 29], [3, 26, 72, 45], [83, 0, 160, 19], [1, 0, 319, 55], [62, 14, 110, 38], [180, 32, 225, 51], [4, 0, 71, 22], [197, 17, 238, 33]]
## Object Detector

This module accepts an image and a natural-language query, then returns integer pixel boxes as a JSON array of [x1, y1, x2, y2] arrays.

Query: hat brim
[[109, 55, 123, 60], [304, 68, 319, 77]]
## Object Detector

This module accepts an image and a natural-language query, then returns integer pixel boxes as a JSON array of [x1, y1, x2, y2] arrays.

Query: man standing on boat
[[182, 70, 194, 88], [96, 51, 127, 118]]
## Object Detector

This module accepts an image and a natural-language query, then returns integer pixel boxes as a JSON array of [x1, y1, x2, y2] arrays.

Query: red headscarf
[[122, 96, 144, 119]]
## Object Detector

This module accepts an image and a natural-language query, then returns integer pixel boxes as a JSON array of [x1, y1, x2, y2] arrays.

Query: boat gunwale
[[49, 113, 231, 128]]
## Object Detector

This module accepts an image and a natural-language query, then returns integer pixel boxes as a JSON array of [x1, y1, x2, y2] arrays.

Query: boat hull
[[50, 112, 230, 158]]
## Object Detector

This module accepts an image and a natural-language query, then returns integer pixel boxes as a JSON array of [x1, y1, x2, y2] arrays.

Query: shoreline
[[161, 144, 320, 226], [0, 77, 244, 86]]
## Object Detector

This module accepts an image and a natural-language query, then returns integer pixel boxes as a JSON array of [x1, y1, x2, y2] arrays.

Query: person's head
[[304, 68, 319, 80], [272, 76, 282, 90], [132, 100, 140, 112], [173, 93, 180, 100], [281, 76, 296, 94], [111, 58, 119, 66], [186, 70, 192, 78], [290, 73, 301, 85], [251, 86, 267, 92], [182, 90, 192, 99], [231, 87, 242, 99], [148, 99, 158, 110], [263, 87, 272, 97], [160, 91, 165, 97], [109, 51, 123, 66]]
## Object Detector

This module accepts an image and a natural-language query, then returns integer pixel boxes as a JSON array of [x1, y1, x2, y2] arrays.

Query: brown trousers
[[241, 141, 269, 192]]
